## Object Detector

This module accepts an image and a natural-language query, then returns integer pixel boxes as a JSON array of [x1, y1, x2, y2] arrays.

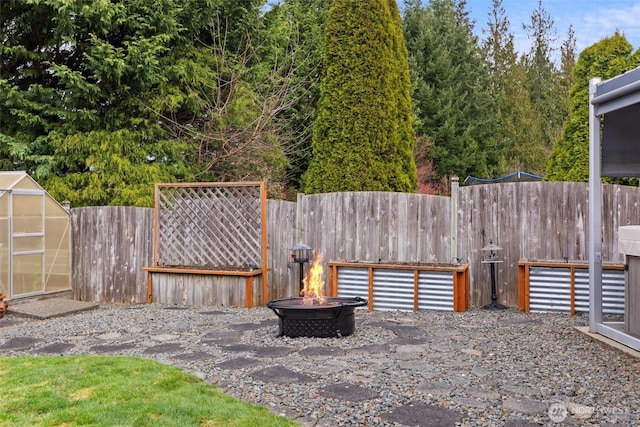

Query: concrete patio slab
[[8, 298, 99, 320]]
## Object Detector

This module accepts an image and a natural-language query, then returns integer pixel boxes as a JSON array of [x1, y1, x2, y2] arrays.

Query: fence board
[[298, 191, 450, 278], [266, 199, 297, 300], [149, 272, 262, 307], [71, 206, 153, 303]]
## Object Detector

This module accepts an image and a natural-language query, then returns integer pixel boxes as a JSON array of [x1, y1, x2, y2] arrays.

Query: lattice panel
[[155, 183, 265, 269]]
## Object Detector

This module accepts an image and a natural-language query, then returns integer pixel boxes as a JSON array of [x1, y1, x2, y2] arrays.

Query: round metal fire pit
[[267, 296, 367, 338]]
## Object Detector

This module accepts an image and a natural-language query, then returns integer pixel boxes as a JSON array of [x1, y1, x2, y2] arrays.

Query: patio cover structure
[[589, 67, 640, 350]]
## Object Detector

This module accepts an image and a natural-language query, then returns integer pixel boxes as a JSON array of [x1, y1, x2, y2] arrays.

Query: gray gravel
[[1, 303, 639, 426]]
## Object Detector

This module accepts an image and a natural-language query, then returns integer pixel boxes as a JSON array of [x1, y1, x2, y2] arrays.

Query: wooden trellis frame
[[147, 181, 268, 305]]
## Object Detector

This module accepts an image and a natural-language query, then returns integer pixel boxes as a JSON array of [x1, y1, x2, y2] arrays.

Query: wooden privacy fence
[[71, 201, 296, 305], [71, 182, 640, 308], [458, 182, 640, 307], [297, 191, 451, 264]]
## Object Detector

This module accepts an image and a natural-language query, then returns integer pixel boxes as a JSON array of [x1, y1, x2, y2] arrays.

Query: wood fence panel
[[457, 182, 640, 308], [354, 193, 370, 260], [266, 199, 297, 300], [606, 184, 640, 262], [460, 182, 569, 307], [71, 206, 153, 303], [568, 182, 589, 260], [497, 183, 519, 307], [342, 192, 357, 259], [298, 192, 450, 279]]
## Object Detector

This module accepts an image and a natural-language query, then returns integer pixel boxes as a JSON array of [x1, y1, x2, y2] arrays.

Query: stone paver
[[35, 343, 75, 354], [502, 397, 549, 415], [216, 357, 262, 370], [1, 337, 39, 351], [298, 346, 346, 357], [172, 351, 214, 361], [379, 402, 463, 427], [8, 298, 98, 319], [252, 346, 295, 358], [143, 343, 184, 354], [250, 366, 315, 384], [318, 383, 379, 402], [90, 343, 137, 353]]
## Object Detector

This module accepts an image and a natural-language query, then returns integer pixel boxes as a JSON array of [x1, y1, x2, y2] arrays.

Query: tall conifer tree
[[303, 0, 417, 193], [483, 0, 541, 173], [403, 0, 501, 187], [522, 0, 569, 163]]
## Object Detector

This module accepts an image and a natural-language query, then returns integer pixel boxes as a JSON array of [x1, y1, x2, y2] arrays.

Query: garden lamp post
[[290, 241, 313, 294], [481, 240, 507, 310]]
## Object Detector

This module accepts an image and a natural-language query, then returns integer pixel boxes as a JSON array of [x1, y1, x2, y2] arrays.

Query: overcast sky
[[464, 0, 640, 59]]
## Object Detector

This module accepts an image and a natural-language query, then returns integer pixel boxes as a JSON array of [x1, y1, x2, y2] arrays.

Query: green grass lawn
[[0, 355, 300, 427]]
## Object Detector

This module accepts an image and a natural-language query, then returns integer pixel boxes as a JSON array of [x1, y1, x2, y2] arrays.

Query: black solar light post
[[482, 240, 507, 310], [290, 241, 313, 294]]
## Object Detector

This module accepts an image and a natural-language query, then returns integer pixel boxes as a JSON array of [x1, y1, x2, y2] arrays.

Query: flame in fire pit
[[301, 252, 326, 304]]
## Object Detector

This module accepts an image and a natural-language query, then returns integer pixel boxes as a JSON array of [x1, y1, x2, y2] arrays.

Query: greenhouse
[[0, 171, 71, 300]]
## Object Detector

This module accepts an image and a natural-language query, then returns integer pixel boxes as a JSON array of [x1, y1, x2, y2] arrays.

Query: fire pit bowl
[[267, 296, 367, 338]]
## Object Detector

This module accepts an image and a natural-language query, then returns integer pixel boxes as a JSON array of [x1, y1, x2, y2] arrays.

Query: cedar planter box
[[327, 260, 469, 312], [518, 259, 624, 314], [143, 267, 263, 308]]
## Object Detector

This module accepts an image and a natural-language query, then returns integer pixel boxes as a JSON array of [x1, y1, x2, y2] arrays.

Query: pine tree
[[302, 0, 417, 193], [482, 0, 541, 174], [0, 0, 281, 206], [404, 0, 501, 186], [522, 0, 569, 163]]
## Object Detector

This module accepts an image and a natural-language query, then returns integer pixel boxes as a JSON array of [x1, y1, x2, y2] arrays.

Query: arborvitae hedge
[[303, 0, 417, 193]]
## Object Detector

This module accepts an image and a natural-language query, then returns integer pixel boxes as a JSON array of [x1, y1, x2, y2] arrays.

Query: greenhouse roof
[[0, 171, 42, 192]]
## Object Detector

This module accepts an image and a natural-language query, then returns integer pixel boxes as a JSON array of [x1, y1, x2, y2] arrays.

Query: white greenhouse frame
[[0, 171, 71, 300]]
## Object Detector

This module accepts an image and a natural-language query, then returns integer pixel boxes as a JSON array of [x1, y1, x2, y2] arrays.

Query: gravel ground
[[1, 303, 639, 426]]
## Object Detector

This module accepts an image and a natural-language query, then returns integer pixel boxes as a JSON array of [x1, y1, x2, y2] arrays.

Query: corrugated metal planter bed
[[518, 259, 624, 314], [327, 260, 469, 312], [142, 266, 263, 308]]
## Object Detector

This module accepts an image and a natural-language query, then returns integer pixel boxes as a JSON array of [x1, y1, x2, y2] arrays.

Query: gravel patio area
[[1, 303, 639, 426]]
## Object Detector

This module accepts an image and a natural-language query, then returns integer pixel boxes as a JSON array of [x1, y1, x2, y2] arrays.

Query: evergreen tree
[[555, 25, 577, 140], [522, 0, 569, 162], [482, 0, 542, 174], [0, 0, 193, 206], [303, 0, 417, 193], [404, 0, 501, 186], [546, 32, 640, 181], [0, 0, 287, 206]]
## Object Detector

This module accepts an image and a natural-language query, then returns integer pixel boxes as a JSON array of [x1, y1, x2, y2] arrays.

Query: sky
[[464, 0, 640, 60]]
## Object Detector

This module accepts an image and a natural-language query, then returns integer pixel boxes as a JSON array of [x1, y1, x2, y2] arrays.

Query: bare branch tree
[[159, 15, 318, 191]]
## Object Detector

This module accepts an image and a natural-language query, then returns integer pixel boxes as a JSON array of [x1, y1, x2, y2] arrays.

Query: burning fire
[[301, 251, 326, 304]]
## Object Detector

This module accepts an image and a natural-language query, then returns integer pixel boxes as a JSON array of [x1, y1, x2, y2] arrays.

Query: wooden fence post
[[450, 176, 459, 263]]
